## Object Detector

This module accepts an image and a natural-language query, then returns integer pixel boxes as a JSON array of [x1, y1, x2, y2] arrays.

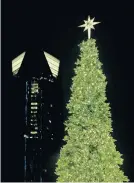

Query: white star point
[[78, 15, 100, 39]]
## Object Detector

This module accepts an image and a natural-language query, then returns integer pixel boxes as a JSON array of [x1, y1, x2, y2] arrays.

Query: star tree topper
[[78, 16, 100, 39]]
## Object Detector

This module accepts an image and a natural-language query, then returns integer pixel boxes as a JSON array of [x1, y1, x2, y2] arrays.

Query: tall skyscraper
[[12, 50, 63, 181]]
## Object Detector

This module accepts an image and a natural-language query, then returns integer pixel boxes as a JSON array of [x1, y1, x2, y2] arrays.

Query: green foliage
[[55, 39, 129, 182]]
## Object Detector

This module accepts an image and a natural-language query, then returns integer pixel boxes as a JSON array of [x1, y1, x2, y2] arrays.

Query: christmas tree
[[55, 16, 129, 182]]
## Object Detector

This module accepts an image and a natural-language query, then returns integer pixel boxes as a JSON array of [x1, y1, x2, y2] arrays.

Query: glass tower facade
[[11, 50, 62, 182], [24, 79, 43, 181]]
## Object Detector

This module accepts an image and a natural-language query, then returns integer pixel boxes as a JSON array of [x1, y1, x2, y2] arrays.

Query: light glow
[[30, 131, 38, 134]]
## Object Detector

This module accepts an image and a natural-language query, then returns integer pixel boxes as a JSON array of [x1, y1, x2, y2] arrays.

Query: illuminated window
[[31, 83, 39, 90], [31, 106, 38, 109], [31, 102, 38, 105], [31, 83, 39, 94], [30, 118, 37, 121], [31, 111, 37, 113], [31, 114, 37, 118], [33, 86, 38, 89], [31, 94, 36, 97], [32, 83, 38, 86], [31, 89, 38, 94], [33, 123, 38, 126], [30, 131, 38, 134]]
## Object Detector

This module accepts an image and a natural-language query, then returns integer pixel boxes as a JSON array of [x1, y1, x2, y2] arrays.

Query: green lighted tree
[[55, 16, 129, 182]]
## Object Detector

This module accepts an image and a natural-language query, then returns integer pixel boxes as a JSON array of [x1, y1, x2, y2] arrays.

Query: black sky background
[[2, 0, 134, 181]]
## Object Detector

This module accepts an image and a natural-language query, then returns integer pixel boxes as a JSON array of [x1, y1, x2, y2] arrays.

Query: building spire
[[78, 15, 100, 39]]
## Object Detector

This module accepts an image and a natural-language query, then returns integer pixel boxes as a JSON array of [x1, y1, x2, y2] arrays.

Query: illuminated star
[[78, 15, 100, 39]]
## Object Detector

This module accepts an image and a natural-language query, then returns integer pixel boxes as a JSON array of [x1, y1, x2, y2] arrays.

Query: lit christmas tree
[[55, 16, 129, 182]]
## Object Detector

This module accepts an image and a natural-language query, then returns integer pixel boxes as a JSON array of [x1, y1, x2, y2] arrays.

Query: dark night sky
[[2, 0, 134, 181]]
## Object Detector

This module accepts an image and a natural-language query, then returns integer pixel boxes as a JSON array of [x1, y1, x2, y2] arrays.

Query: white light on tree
[[78, 15, 100, 39]]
